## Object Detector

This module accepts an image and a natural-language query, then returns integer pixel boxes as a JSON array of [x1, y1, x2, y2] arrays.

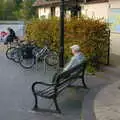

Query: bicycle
[[6, 40, 35, 63], [19, 45, 59, 69], [6, 40, 23, 62]]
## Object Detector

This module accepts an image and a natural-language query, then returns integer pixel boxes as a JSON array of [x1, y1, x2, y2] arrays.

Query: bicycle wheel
[[10, 47, 22, 63], [19, 56, 35, 69], [6, 47, 16, 60], [45, 53, 58, 66]]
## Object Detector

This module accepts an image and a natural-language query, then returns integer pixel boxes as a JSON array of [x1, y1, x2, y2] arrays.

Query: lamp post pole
[[59, 0, 64, 68]]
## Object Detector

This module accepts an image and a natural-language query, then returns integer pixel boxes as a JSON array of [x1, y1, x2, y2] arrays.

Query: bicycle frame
[[35, 46, 50, 60]]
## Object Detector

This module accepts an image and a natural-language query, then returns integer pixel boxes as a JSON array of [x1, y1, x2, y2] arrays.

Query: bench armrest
[[32, 81, 56, 95], [32, 81, 55, 87], [32, 81, 56, 91]]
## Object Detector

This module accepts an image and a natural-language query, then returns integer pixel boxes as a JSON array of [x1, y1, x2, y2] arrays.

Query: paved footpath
[[95, 80, 120, 120], [82, 66, 120, 120], [1, 44, 120, 120], [0, 45, 88, 120]]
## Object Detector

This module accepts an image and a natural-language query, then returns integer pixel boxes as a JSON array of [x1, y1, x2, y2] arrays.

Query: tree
[[13, 0, 22, 19], [16, 0, 22, 6], [14, 0, 36, 20], [0, 0, 36, 20], [0, 0, 6, 20], [4, 0, 17, 20]]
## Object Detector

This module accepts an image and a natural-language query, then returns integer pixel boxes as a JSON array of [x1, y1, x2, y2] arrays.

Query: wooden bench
[[31, 61, 88, 113]]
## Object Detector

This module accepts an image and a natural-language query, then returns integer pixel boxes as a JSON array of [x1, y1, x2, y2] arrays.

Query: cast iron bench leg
[[53, 98, 61, 113], [82, 76, 88, 89], [32, 84, 38, 109], [33, 94, 38, 109]]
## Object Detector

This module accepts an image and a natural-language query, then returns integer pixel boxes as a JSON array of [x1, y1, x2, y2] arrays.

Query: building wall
[[38, 6, 70, 18], [38, 7, 60, 18], [38, 7, 51, 19], [55, 6, 60, 17], [110, 33, 120, 66], [82, 2, 109, 20], [109, 0, 120, 66], [109, 0, 120, 8]]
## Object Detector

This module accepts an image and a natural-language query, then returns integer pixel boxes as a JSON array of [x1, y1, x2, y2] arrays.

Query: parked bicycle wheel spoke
[[19, 56, 35, 69], [12, 48, 21, 63], [6, 47, 16, 60], [45, 54, 58, 66]]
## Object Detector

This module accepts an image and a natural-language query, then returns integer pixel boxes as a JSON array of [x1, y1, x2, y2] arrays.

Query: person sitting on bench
[[31, 45, 87, 113], [52, 45, 86, 82], [63, 44, 86, 71]]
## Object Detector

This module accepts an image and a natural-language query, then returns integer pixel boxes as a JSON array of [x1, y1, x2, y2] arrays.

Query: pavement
[[95, 81, 120, 120], [0, 44, 120, 120], [81, 67, 120, 120], [0, 44, 88, 120]]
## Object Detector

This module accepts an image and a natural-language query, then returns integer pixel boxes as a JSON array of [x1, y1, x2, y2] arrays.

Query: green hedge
[[25, 17, 110, 71]]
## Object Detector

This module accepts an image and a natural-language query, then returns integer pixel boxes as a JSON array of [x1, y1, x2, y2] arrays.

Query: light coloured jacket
[[63, 52, 85, 71]]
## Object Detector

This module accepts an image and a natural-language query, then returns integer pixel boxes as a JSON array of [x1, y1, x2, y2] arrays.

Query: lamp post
[[59, 0, 64, 68]]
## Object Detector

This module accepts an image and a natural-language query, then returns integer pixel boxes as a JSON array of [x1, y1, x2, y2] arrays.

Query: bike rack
[[44, 57, 47, 73], [43, 56, 59, 74]]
